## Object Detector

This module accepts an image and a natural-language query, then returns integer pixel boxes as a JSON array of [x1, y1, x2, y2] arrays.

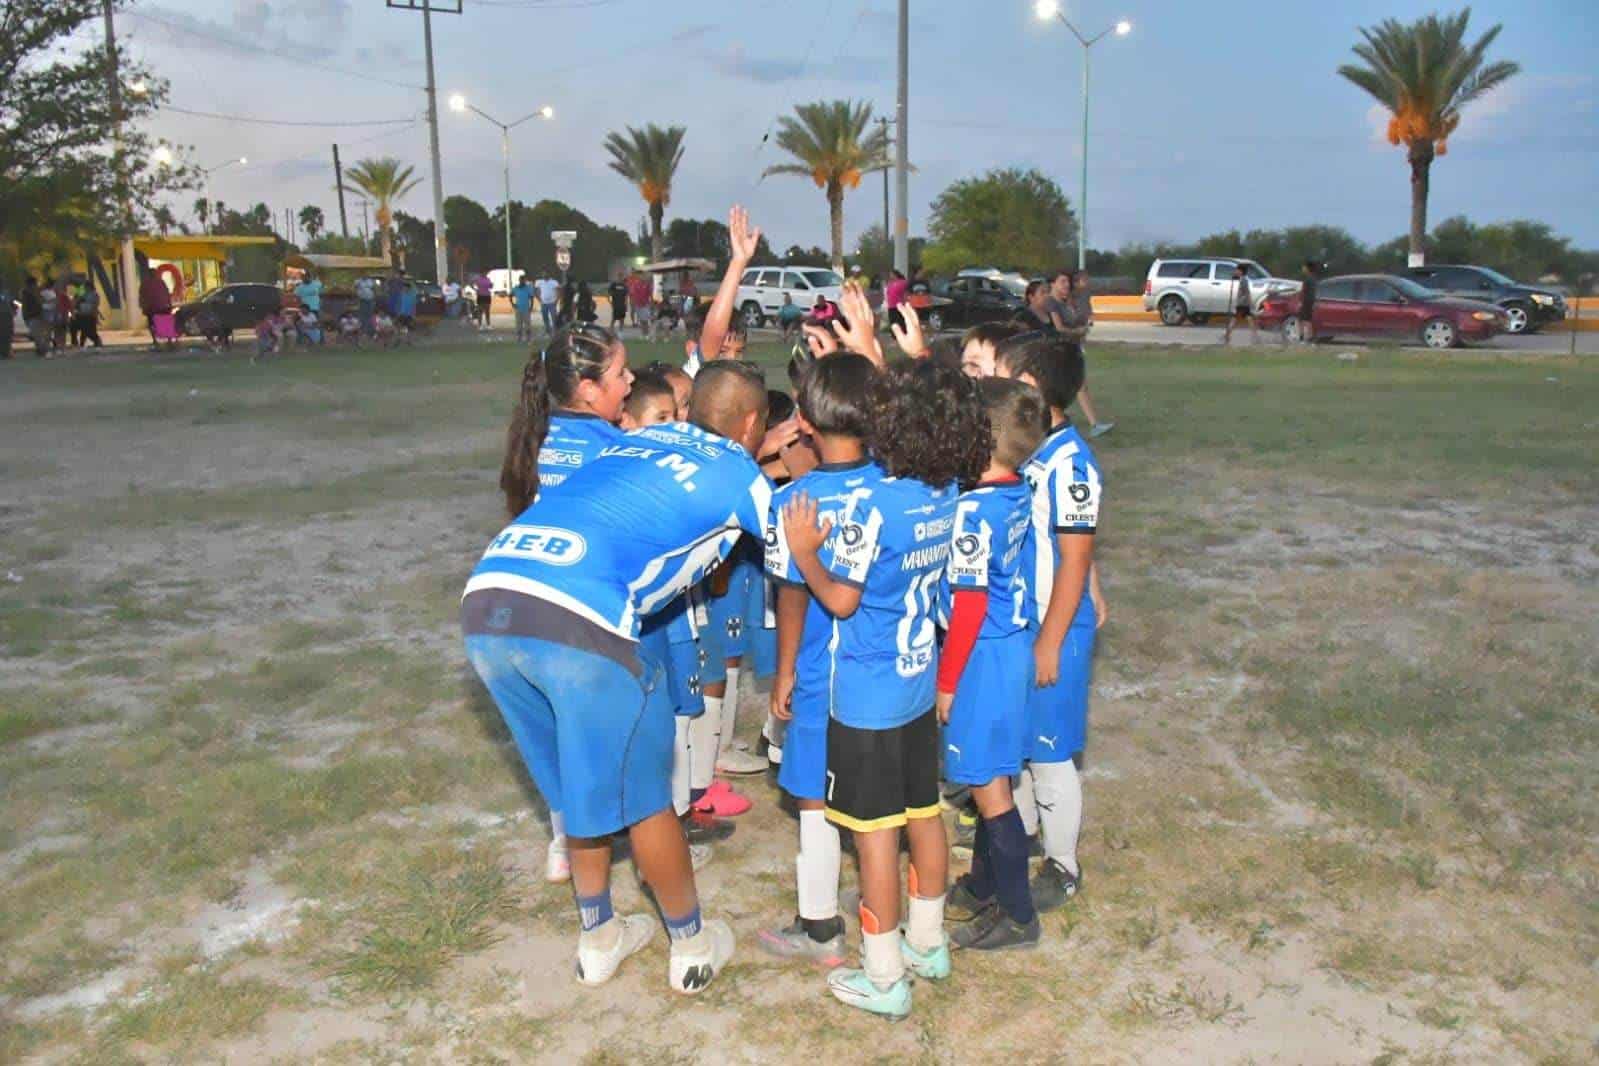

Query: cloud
[[133, 1, 359, 65], [703, 43, 888, 85]]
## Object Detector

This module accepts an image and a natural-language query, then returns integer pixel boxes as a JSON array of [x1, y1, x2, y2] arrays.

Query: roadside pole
[[103, 0, 142, 333], [333, 144, 350, 239], [421, 5, 449, 283], [893, 0, 909, 275]]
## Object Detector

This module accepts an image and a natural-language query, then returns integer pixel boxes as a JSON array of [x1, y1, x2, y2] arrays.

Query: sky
[[114, 0, 1599, 256]]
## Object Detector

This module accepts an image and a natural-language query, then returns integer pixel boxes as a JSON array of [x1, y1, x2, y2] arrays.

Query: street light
[[450, 94, 554, 284], [199, 156, 248, 234], [151, 144, 174, 167], [1035, 2, 1133, 269]]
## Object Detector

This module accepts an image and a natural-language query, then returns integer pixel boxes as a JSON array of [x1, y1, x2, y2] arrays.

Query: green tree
[[664, 217, 776, 270], [343, 157, 421, 266], [1338, 7, 1519, 264], [782, 245, 832, 268], [922, 168, 1076, 276], [1, 0, 190, 274], [444, 194, 496, 273], [298, 205, 325, 242], [602, 124, 686, 263], [151, 205, 177, 237], [763, 101, 891, 271]]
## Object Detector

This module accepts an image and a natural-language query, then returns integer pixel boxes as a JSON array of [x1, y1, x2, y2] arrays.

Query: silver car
[[736, 266, 844, 328], [1143, 257, 1298, 326]]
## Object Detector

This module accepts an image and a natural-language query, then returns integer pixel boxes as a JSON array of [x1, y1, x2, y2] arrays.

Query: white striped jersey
[[1021, 422, 1101, 630], [467, 421, 770, 641], [537, 411, 625, 488], [942, 477, 1034, 638]]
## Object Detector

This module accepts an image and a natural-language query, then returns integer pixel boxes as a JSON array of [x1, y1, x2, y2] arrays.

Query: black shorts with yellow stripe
[[824, 709, 941, 832]]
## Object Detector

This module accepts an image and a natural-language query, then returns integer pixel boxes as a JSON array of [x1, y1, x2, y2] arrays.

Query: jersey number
[[895, 571, 941, 678]]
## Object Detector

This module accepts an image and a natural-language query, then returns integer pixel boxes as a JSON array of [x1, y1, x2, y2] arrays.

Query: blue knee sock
[[966, 815, 996, 902], [663, 906, 703, 942], [576, 889, 614, 932], [988, 807, 1036, 925]]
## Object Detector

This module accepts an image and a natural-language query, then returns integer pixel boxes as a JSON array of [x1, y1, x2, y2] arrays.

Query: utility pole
[[332, 144, 350, 238], [103, 0, 142, 332], [893, 0, 909, 275], [878, 115, 891, 274], [420, 4, 448, 283]]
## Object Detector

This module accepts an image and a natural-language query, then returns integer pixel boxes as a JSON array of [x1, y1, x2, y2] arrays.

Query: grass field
[[2, 336, 1596, 1064]]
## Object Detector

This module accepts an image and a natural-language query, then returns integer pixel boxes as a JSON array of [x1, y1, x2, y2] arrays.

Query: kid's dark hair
[[624, 368, 676, 418], [685, 303, 748, 347], [1024, 279, 1048, 302], [979, 377, 1047, 471], [961, 320, 1027, 351], [499, 323, 620, 517], [994, 332, 1084, 416], [796, 353, 877, 438], [869, 360, 990, 490], [767, 389, 796, 425], [926, 335, 964, 371]]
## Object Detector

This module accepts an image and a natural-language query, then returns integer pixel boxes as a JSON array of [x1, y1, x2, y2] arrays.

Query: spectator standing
[[512, 275, 536, 342], [21, 277, 49, 356], [1222, 263, 1260, 346], [608, 273, 629, 331], [536, 274, 560, 334], [1296, 259, 1319, 344], [576, 281, 597, 325], [628, 271, 653, 330], [50, 276, 72, 350], [38, 277, 60, 356], [473, 271, 493, 328], [74, 282, 103, 349], [1045, 270, 1113, 438], [0, 275, 14, 359], [1014, 280, 1055, 331], [354, 275, 378, 335], [559, 276, 577, 327], [442, 278, 462, 318], [138, 267, 173, 351], [297, 272, 324, 325], [885, 269, 909, 314]]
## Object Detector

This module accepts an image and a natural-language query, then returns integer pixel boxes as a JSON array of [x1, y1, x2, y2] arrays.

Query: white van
[[1142, 257, 1298, 326], [736, 266, 845, 328]]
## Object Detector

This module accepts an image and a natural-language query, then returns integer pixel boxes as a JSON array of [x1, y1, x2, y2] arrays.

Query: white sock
[[1013, 769, 1039, 837], [862, 930, 906, 990], [672, 716, 692, 816], [720, 666, 742, 748], [763, 711, 787, 749], [906, 893, 946, 953], [796, 809, 841, 921], [1032, 760, 1083, 876], [689, 703, 721, 792], [549, 810, 567, 849]]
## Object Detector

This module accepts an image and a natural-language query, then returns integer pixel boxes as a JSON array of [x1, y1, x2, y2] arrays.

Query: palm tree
[[602, 124, 686, 262], [763, 100, 891, 271], [1338, 8, 1518, 264], [193, 197, 210, 231], [298, 205, 325, 242], [344, 157, 421, 266], [152, 205, 177, 237]]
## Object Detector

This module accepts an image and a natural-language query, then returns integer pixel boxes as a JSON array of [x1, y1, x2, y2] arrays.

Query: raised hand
[[830, 281, 883, 366], [890, 299, 929, 358], [729, 204, 762, 266], [802, 322, 839, 359], [781, 491, 833, 561]]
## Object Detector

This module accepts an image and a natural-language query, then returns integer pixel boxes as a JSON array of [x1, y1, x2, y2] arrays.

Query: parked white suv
[[1143, 257, 1298, 326], [737, 266, 845, 328]]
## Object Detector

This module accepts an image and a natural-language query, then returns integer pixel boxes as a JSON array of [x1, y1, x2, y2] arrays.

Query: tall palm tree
[[298, 205, 325, 242], [344, 157, 421, 266], [193, 198, 210, 232], [603, 124, 686, 263], [763, 100, 891, 271], [1338, 7, 1518, 264], [152, 205, 177, 237]]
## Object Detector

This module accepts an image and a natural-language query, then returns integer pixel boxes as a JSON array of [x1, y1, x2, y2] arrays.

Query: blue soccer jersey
[[467, 421, 771, 640], [1021, 422, 1102, 630], [538, 411, 625, 489], [766, 458, 957, 731], [943, 478, 1034, 638]]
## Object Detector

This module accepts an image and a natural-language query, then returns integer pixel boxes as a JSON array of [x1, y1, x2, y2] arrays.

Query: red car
[[1257, 273, 1507, 349]]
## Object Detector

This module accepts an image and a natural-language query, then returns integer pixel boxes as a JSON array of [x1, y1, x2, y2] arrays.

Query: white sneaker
[[545, 838, 570, 883], [575, 914, 655, 986], [690, 843, 713, 871], [715, 747, 768, 775], [668, 919, 735, 995]]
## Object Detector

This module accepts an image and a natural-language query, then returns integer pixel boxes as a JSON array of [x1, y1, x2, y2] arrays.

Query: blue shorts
[[776, 686, 828, 801], [702, 556, 759, 681], [943, 630, 1033, 785], [746, 571, 777, 680], [1026, 625, 1095, 763], [640, 621, 705, 718], [464, 633, 674, 838]]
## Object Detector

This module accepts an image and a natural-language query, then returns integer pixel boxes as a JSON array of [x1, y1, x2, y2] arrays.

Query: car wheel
[[182, 314, 205, 337], [1421, 317, 1457, 350], [1157, 295, 1188, 326], [740, 302, 765, 329], [925, 309, 945, 333], [1280, 314, 1299, 341], [1501, 302, 1530, 334]]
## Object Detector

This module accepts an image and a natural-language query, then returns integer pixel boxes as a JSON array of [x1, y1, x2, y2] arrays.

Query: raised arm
[[700, 204, 762, 361]]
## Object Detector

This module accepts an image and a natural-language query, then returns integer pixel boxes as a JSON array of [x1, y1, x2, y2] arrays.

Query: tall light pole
[[893, 0, 910, 275], [449, 94, 554, 283], [200, 157, 247, 234], [1034, 0, 1131, 270], [387, 1, 460, 283]]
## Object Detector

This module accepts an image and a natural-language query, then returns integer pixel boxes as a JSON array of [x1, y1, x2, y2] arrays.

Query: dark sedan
[[924, 275, 1027, 332], [174, 283, 282, 339], [1257, 274, 1506, 349], [1401, 264, 1566, 335]]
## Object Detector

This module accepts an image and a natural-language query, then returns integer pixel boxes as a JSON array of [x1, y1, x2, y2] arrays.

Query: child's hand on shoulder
[[781, 491, 832, 560]]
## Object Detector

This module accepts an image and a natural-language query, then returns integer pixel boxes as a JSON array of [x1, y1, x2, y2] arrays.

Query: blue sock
[[988, 807, 1036, 925], [576, 889, 614, 932], [966, 815, 996, 902], [689, 787, 707, 804], [663, 906, 703, 942]]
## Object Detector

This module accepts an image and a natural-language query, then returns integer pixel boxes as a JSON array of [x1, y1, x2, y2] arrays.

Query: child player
[[938, 378, 1047, 949], [995, 333, 1106, 911], [775, 358, 991, 1019]]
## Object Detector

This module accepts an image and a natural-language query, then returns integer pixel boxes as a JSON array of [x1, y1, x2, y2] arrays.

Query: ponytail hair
[[498, 324, 620, 516]]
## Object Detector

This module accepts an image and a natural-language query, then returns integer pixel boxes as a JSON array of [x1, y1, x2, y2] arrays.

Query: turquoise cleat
[[900, 935, 952, 980], [826, 967, 912, 1020]]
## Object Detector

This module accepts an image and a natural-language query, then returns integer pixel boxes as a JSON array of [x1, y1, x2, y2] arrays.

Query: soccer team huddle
[[461, 206, 1105, 1020]]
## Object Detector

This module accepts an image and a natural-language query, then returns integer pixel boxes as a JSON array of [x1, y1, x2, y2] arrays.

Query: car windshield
[[997, 277, 1028, 297], [1388, 276, 1436, 301], [1473, 266, 1516, 286], [800, 269, 843, 289]]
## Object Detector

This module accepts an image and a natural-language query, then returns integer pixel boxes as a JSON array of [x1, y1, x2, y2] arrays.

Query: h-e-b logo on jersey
[[483, 524, 588, 566]]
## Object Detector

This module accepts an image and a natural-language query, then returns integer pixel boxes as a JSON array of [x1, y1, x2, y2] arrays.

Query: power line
[[157, 105, 418, 129]]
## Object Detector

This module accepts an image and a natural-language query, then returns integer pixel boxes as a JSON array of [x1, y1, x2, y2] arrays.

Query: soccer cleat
[[1088, 421, 1115, 439], [827, 967, 912, 1021], [715, 747, 768, 776], [683, 809, 736, 844], [900, 935, 951, 980], [943, 874, 994, 922], [689, 843, 713, 871], [574, 914, 655, 986], [950, 904, 1041, 951], [669, 919, 735, 995], [695, 779, 753, 817], [545, 839, 571, 884], [1030, 858, 1081, 913], [951, 808, 977, 855], [755, 917, 845, 966]]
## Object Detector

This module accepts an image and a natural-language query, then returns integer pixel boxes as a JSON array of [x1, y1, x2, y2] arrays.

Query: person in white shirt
[[443, 280, 462, 318], [536, 275, 561, 334]]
